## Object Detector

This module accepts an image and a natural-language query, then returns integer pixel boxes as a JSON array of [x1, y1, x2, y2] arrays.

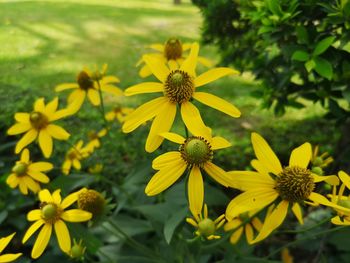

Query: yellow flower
[[85, 128, 108, 152], [224, 210, 263, 244], [186, 204, 225, 240], [328, 171, 350, 225], [55, 64, 123, 113], [0, 233, 22, 262], [7, 97, 72, 158], [123, 43, 240, 152], [226, 132, 341, 243], [6, 148, 52, 195], [62, 140, 91, 175], [105, 106, 134, 123], [145, 128, 233, 217], [23, 189, 92, 259], [137, 37, 213, 78]]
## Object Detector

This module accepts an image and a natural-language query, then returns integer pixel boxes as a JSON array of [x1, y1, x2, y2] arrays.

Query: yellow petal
[[60, 209, 92, 222], [27, 170, 50, 183], [251, 159, 271, 177], [211, 136, 231, 150], [100, 85, 123, 96], [38, 130, 53, 158], [245, 223, 254, 244], [224, 219, 241, 231], [22, 219, 45, 243], [28, 162, 53, 172], [0, 253, 22, 262], [292, 203, 303, 224], [180, 43, 199, 77], [139, 65, 152, 78], [145, 102, 176, 153], [27, 210, 41, 221], [6, 174, 19, 188], [14, 112, 30, 123], [55, 83, 78, 92], [52, 189, 61, 204], [18, 182, 28, 195], [15, 129, 38, 154], [188, 166, 204, 217], [289, 142, 312, 168], [313, 174, 339, 186], [152, 151, 182, 170], [34, 98, 45, 112], [46, 124, 70, 140], [193, 92, 241, 118], [229, 227, 243, 244], [339, 171, 350, 188], [226, 188, 278, 220], [145, 160, 187, 196], [143, 55, 170, 83], [203, 162, 234, 188], [180, 101, 209, 137], [197, 56, 213, 67], [0, 233, 15, 253], [67, 89, 85, 111], [226, 170, 275, 191], [251, 217, 263, 231], [160, 132, 185, 144], [186, 218, 198, 227], [45, 97, 59, 115], [87, 89, 100, 106], [61, 192, 79, 209], [31, 223, 52, 259], [251, 200, 289, 244], [194, 67, 239, 88], [149, 43, 164, 52], [7, 123, 31, 135], [21, 148, 30, 163], [22, 176, 40, 193], [168, 60, 179, 71], [39, 189, 53, 203], [122, 97, 167, 133], [251, 132, 282, 175], [182, 43, 192, 51], [124, 82, 164, 96], [101, 75, 120, 84], [54, 220, 71, 253], [331, 216, 350, 226]]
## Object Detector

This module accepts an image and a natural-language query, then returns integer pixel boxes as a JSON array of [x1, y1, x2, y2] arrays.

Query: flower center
[[78, 189, 105, 219], [67, 149, 78, 160], [164, 38, 183, 60], [180, 137, 213, 166], [41, 203, 61, 223], [30, 112, 49, 130], [198, 218, 216, 237], [77, 71, 94, 90], [275, 166, 315, 203], [12, 162, 28, 176], [164, 70, 194, 104]]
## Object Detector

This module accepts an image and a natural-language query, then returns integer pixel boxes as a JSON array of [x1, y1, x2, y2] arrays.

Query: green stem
[[278, 215, 333, 234], [96, 79, 109, 128], [105, 218, 163, 262]]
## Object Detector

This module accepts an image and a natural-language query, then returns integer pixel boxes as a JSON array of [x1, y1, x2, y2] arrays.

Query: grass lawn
[[0, 0, 338, 168]]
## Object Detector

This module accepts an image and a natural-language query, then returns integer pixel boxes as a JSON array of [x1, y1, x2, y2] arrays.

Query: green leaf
[[163, 207, 187, 244], [291, 50, 309, 61], [296, 26, 309, 44], [305, 59, 316, 72], [313, 36, 336, 56], [258, 26, 274, 34], [313, 57, 333, 80], [266, 0, 282, 16]]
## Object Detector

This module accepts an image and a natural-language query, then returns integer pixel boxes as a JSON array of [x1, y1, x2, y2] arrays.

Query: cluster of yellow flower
[[3, 37, 350, 261]]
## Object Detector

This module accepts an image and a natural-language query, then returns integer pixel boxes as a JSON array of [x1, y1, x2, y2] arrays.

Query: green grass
[[0, 0, 338, 168]]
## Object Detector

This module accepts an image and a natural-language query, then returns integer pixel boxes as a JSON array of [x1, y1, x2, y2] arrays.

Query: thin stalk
[[96, 78, 109, 128]]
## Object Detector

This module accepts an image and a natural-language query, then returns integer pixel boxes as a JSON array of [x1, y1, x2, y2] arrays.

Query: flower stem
[[96, 79, 109, 128]]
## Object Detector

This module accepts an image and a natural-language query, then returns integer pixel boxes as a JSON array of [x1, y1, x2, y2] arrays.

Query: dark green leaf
[[291, 50, 309, 61], [313, 36, 336, 56], [296, 26, 309, 44], [313, 57, 333, 79], [266, 0, 282, 16], [163, 207, 187, 244]]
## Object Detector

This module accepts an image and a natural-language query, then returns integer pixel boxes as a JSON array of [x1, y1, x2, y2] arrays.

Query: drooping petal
[[34, 98, 45, 112], [46, 124, 70, 140], [26, 171, 50, 183], [188, 166, 204, 217], [60, 209, 92, 222], [226, 188, 279, 220], [160, 132, 185, 144], [204, 162, 235, 188], [230, 227, 243, 244], [22, 219, 45, 243], [100, 85, 123, 96], [245, 223, 254, 244], [180, 43, 199, 77], [226, 170, 275, 191], [39, 189, 53, 203], [312, 174, 339, 186], [87, 89, 101, 106], [143, 55, 170, 83], [27, 210, 42, 221], [0, 233, 15, 253], [54, 220, 71, 253], [45, 97, 59, 115], [292, 203, 303, 224], [251, 132, 283, 176], [194, 68, 239, 88], [152, 151, 183, 170], [149, 43, 164, 52], [31, 223, 52, 259], [124, 82, 164, 96], [193, 92, 241, 118], [61, 192, 79, 209], [67, 89, 85, 109], [0, 253, 22, 262], [289, 142, 312, 168], [145, 160, 187, 196], [55, 83, 79, 92], [7, 123, 31, 135], [251, 159, 271, 177], [145, 102, 176, 152], [15, 129, 38, 154], [139, 65, 152, 78], [28, 162, 53, 172], [6, 174, 19, 188], [38, 130, 53, 158], [339, 171, 350, 189], [22, 176, 40, 193], [122, 97, 167, 133], [101, 75, 120, 84], [251, 200, 289, 244], [52, 189, 62, 204], [197, 56, 213, 67], [211, 136, 231, 150], [21, 148, 30, 163], [14, 112, 30, 123], [180, 101, 208, 137]]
